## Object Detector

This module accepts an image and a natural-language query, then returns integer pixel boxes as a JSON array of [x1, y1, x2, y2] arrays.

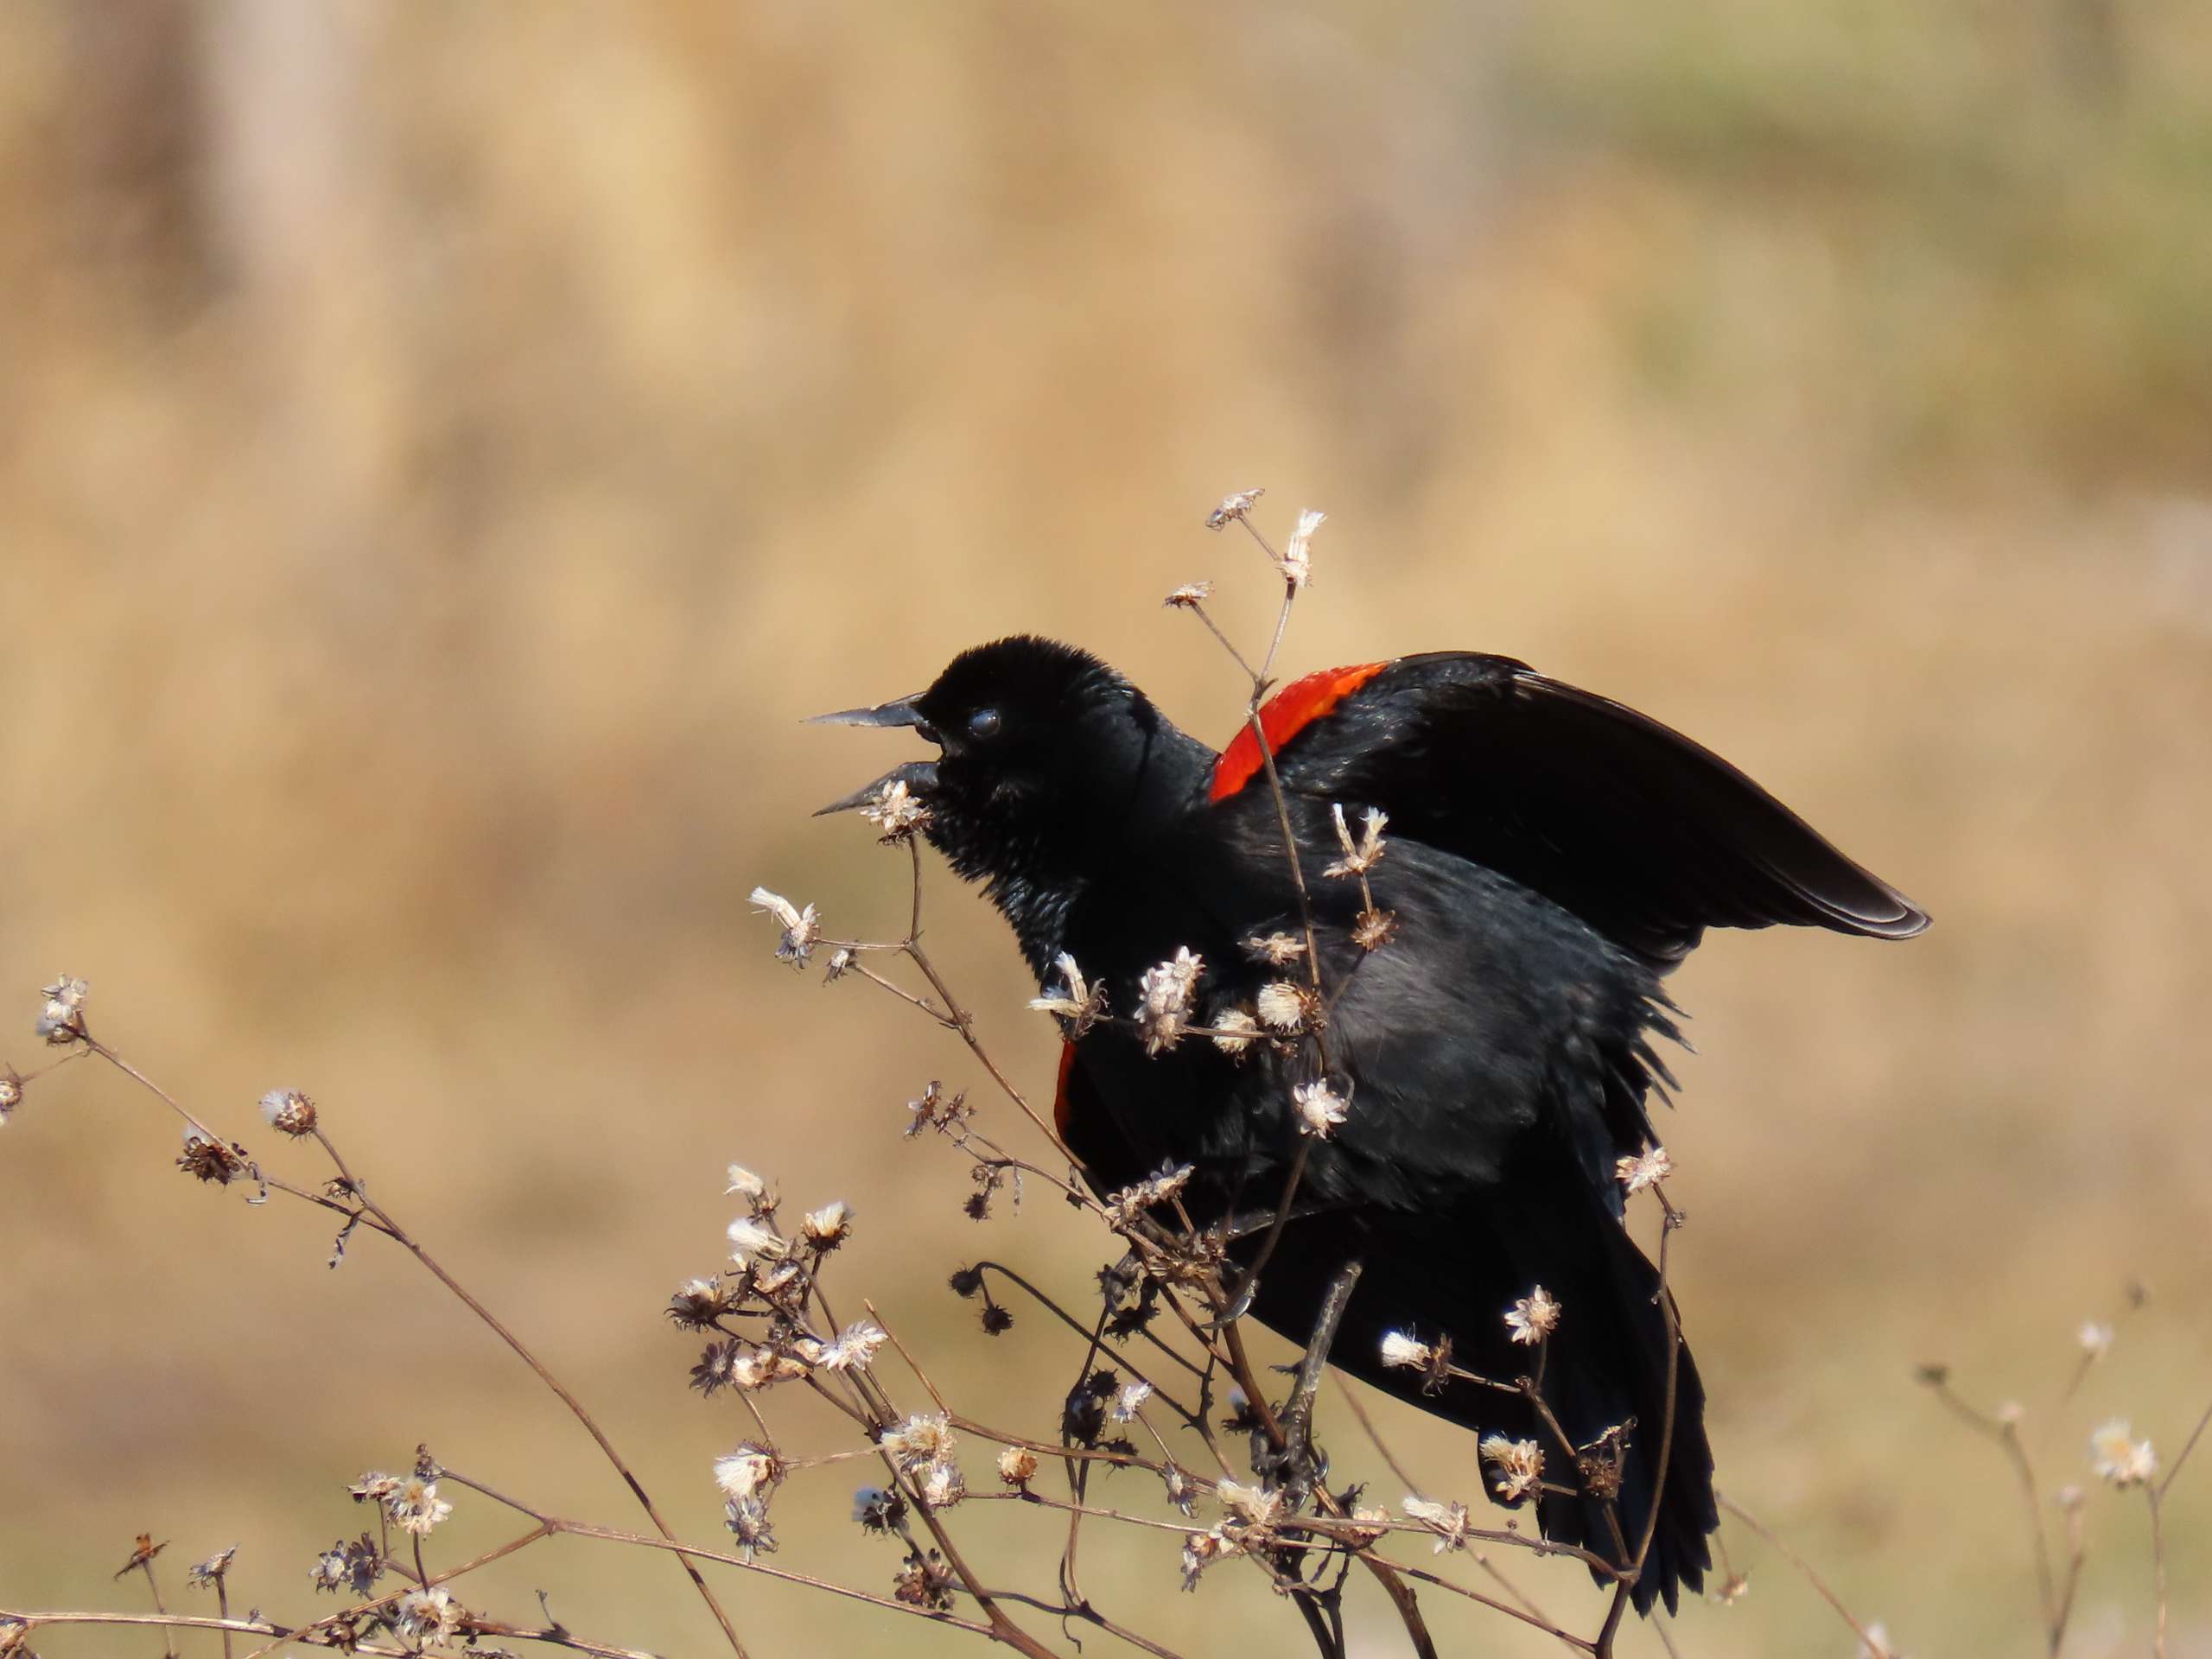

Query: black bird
[[816, 638, 1926, 1614]]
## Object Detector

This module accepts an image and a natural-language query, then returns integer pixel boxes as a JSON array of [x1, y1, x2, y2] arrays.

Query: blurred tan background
[[3, 2, 2209, 1654]]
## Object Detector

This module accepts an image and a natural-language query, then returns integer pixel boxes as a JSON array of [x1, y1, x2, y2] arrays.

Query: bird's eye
[[967, 707, 1002, 740]]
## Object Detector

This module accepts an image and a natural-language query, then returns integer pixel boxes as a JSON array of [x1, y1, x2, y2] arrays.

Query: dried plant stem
[[4, 1611, 414, 1658], [969, 1589, 1189, 1659], [898, 838, 1086, 1171], [2161, 1395, 2212, 1494], [132, 1559, 175, 1659], [456, 1621, 660, 1659], [83, 1043, 752, 1659], [2050, 1498, 2087, 1659], [809, 1287, 1065, 1659], [1716, 1491, 1885, 1650], [1923, 1378, 2057, 1630], [2146, 1484, 2166, 1659]]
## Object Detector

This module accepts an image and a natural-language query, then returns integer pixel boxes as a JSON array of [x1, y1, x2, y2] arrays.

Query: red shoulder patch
[[1052, 1039, 1078, 1139], [1210, 662, 1390, 802]]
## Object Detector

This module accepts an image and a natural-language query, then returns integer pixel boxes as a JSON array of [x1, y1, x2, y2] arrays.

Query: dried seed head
[[749, 887, 822, 968], [1479, 1435, 1546, 1503], [713, 1445, 785, 1503], [1110, 1380, 1154, 1423], [387, 1476, 453, 1536], [725, 1164, 771, 1208], [1379, 1331, 1435, 1372], [391, 1586, 463, 1644], [1205, 486, 1266, 530], [1324, 803, 1387, 877], [311, 1535, 381, 1597], [1351, 906, 1398, 951], [686, 1340, 740, 1395], [892, 1549, 957, 1611], [309, 1544, 349, 1593], [801, 1200, 854, 1249], [349, 1471, 401, 1504], [2077, 1321, 2114, 1360], [863, 778, 931, 842], [1028, 953, 1109, 1038], [2089, 1419, 2158, 1487], [258, 1090, 318, 1137], [997, 1446, 1039, 1487], [1214, 1478, 1283, 1529], [666, 1276, 731, 1330], [1505, 1286, 1561, 1345], [0, 1069, 21, 1122], [725, 1494, 778, 1556], [824, 947, 855, 982], [1180, 1524, 1241, 1590], [1277, 508, 1325, 588], [35, 976, 89, 1046], [1207, 1007, 1262, 1058], [1242, 931, 1307, 966], [853, 1486, 908, 1535], [1400, 1495, 1470, 1553], [1577, 1433, 1627, 1501], [1293, 1079, 1349, 1139], [1255, 981, 1311, 1033], [918, 1459, 967, 1510], [187, 1545, 238, 1588], [728, 1345, 790, 1392], [1616, 1144, 1672, 1195], [1135, 948, 1204, 1055], [880, 1413, 956, 1475], [820, 1319, 888, 1373], [1160, 1459, 1197, 1516], [726, 1216, 789, 1268], [176, 1128, 249, 1186], [1102, 1162, 1195, 1225], [1165, 581, 1215, 607], [1713, 1573, 1751, 1605]]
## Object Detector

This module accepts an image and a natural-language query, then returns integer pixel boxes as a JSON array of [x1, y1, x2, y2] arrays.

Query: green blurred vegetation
[[1, 3, 2207, 1654]]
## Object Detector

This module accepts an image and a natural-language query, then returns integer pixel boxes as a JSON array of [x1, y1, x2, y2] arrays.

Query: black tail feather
[[1255, 1174, 1716, 1617]]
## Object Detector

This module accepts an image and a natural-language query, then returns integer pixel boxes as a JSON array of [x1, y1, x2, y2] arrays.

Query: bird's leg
[[1268, 1257, 1363, 1503], [1201, 1199, 1344, 1329]]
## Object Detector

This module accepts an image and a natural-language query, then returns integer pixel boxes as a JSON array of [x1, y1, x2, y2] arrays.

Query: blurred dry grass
[[2, 2, 2209, 1653]]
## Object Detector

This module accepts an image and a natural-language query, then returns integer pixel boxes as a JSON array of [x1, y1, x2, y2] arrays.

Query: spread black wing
[[1252, 652, 1929, 969]]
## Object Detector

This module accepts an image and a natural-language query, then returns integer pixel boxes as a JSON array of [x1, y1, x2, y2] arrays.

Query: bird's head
[[813, 635, 1211, 907]]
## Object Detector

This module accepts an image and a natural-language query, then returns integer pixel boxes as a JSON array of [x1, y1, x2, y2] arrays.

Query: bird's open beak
[[807, 694, 931, 733], [809, 694, 942, 817], [812, 758, 940, 817]]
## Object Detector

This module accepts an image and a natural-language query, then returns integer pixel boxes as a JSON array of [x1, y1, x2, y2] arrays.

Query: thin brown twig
[[3, 1610, 412, 1658], [2158, 1395, 2212, 1495], [132, 1557, 175, 1659], [1716, 1491, 1885, 1651], [1921, 1375, 2057, 1630], [236, 1525, 554, 1659], [2146, 1484, 2167, 1659], [86, 1042, 753, 1659]]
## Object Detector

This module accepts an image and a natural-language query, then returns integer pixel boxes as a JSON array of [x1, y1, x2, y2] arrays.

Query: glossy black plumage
[[818, 635, 1928, 1616]]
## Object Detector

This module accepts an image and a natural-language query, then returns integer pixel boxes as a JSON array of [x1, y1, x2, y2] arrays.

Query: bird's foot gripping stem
[[1260, 1258, 1364, 1503]]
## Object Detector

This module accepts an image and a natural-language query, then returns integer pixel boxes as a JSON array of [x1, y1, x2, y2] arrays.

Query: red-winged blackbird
[[816, 638, 1927, 1615]]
